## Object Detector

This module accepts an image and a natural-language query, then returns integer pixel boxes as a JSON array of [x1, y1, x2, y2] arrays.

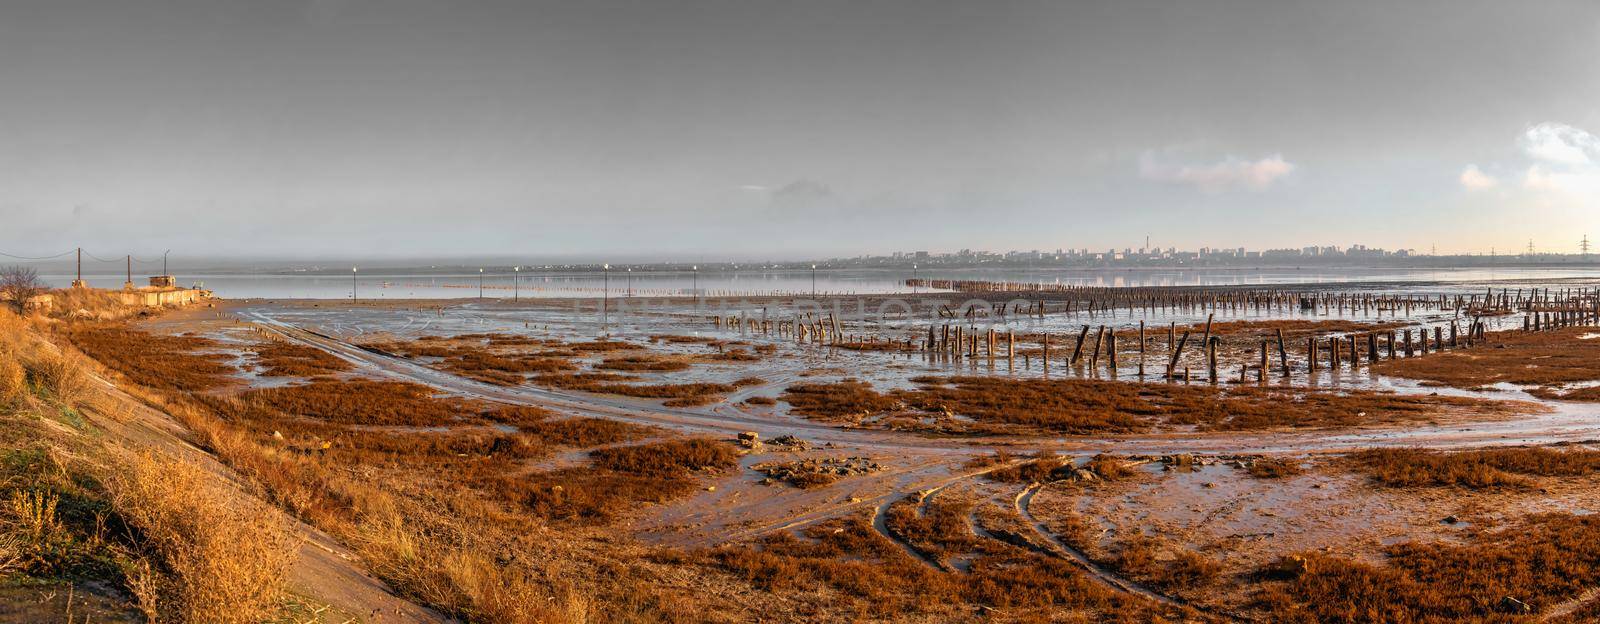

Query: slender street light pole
[[352, 267, 358, 302], [912, 263, 917, 294], [602, 263, 610, 328], [691, 265, 698, 304], [626, 267, 632, 298], [513, 266, 520, 302], [478, 268, 484, 300], [811, 264, 816, 298], [163, 249, 171, 276]]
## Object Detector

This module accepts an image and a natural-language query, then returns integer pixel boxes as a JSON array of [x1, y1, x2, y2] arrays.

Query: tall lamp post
[[478, 268, 484, 300], [691, 265, 698, 304], [602, 263, 610, 328], [351, 267, 358, 302], [513, 266, 520, 302], [811, 264, 817, 298], [626, 267, 632, 298], [912, 263, 917, 294]]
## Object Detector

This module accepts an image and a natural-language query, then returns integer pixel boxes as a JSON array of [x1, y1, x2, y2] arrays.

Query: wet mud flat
[[107, 284, 1600, 622]]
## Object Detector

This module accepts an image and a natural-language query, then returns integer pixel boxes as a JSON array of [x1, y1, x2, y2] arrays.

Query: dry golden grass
[[0, 355, 24, 407], [1346, 446, 1600, 489], [0, 310, 298, 623], [107, 451, 296, 623], [1253, 512, 1600, 622]]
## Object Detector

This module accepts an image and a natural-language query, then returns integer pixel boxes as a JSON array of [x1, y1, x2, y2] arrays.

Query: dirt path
[[77, 367, 447, 622]]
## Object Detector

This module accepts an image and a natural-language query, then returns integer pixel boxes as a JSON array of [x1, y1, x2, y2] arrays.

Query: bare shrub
[[0, 266, 43, 312], [107, 451, 297, 624]]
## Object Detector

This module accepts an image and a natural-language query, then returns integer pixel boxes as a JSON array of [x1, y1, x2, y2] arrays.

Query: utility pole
[[602, 264, 610, 328], [513, 266, 520, 302], [124, 255, 132, 289], [478, 268, 484, 300], [811, 264, 817, 298], [352, 267, 358, 301], [73, 248, 84, 288], [1581, 235, 1591, 258], [1527, 239, 1536, 257], [691, 265, 698, 304]]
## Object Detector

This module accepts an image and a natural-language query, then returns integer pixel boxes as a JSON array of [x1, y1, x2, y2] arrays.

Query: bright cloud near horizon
[[0, 0, 1598, 260]]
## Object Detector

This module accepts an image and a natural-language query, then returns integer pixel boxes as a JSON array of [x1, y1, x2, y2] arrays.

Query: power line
[[0, 249, 75, 260]]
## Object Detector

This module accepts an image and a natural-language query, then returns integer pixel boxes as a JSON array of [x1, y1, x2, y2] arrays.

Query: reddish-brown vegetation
[[1254, 513, 1600, 622], [249, 341, 352, 378], [695, 510, 1198, 621], [981, 451, 1068, 483], [1374, 326, 1600, 398], [535, 373, 762, 406], [1346, 446, 1600, 488], [843, 376, 1516, 436], [1110, 535, 1222, 592], [597, 355, 693, 372], [778, 380, 904, 423], [486, 439, 738, 523], [239, 380, 470, 426], [65, 324, 236, 392], [1247, 457, 1307, 479]]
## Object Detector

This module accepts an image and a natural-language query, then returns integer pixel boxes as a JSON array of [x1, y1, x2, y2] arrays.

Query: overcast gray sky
[[2, 0, 1598, 261]]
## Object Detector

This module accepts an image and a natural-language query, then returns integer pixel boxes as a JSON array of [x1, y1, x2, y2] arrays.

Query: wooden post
[[1276, 328, 1290, 377], [1107, 332, 1118, 375], [1258, 340, 1267, 382], [1207, 336, 1219, 383], [1308, 337, 1318, 374], [1138, 321, 1147, 377], [1167, 331, 1190, 379], [1090, 326, 1106, 367], [1071, 325, 1089, 365]]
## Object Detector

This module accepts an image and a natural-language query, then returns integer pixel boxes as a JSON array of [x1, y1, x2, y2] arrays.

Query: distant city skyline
[[2, 1, 1598, 259]]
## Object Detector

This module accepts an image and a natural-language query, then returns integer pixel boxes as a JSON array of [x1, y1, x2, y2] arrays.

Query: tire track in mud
[[1013, 483, 1192, 611], [871, 495, 949, 572]]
